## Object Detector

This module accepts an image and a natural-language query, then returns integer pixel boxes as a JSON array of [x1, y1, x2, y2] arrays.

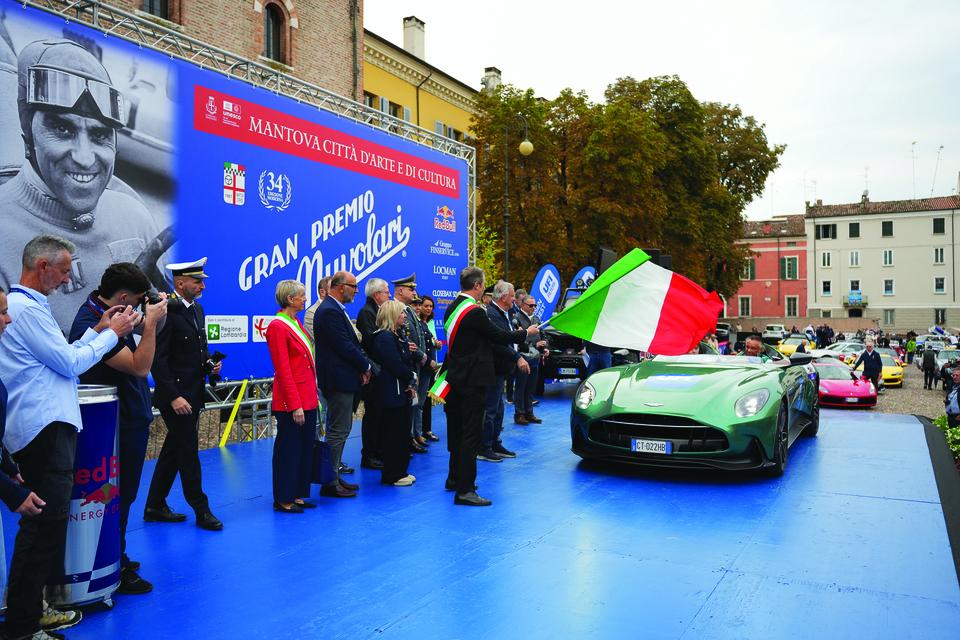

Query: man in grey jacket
[[512, 295, 547, 425]]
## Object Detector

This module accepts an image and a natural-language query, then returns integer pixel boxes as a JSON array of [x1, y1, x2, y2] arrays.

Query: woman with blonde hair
[[265, 280, 318, 512], [371, 300, 417, 486]]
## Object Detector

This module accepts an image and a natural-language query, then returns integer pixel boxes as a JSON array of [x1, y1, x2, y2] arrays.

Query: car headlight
[[735, 389, 770, 417], [818, 384, 827, 393], [575, 381, 595, 410]]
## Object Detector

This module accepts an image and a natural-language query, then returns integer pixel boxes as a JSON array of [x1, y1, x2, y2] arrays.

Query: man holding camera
[[144, 258, 224, 531], [69, 263, 167, 595]]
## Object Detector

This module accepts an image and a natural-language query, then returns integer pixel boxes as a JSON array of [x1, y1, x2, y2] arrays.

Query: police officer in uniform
[[143, 258, 223, 531]]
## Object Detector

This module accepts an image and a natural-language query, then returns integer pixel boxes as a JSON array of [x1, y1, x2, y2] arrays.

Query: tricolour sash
[[273, 312, 315, 367], [428, 297, 477, 404]]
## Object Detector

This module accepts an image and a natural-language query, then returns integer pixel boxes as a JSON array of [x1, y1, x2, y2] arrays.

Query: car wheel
[[805, 399, 820, 437], [766, 402, 789, 477]]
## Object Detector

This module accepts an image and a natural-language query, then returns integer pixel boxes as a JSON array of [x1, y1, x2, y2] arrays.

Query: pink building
[[727, 215, 807, 321]]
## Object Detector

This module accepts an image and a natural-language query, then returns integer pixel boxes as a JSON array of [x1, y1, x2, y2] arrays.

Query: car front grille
[[589, 414, 729, 452]]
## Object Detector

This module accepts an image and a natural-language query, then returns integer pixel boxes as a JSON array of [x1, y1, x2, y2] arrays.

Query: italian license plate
[[632, 438, 673, 454], [559, 367, 578, 375], [845, 397, 859, 403]]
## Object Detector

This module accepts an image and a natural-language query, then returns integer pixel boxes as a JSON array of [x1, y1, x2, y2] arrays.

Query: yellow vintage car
[[777, 335, 809, 357], [851, 352, 904, 387]]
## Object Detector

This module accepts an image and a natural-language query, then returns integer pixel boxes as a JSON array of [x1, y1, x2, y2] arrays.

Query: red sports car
[[814, 361, 877, 408]]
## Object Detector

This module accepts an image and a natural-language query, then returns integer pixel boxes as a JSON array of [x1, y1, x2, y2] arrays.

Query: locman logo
[[224, 162, 246, 205], [434, 205, 456, 232]]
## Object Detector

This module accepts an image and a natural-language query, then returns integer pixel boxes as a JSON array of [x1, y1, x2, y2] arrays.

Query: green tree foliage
[[471, 76, 783, 298]]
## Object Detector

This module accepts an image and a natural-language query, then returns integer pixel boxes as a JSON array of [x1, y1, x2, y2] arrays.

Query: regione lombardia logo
[[224, 162, 245, 205]]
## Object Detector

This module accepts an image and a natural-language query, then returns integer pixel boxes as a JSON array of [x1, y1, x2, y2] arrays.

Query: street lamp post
[[504, 114, 534, 281]]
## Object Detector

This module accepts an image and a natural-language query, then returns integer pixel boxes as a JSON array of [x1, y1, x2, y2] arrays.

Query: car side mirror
[[789, 353, 813, 365]]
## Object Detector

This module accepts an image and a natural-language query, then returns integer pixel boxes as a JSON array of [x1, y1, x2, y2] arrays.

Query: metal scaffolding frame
[[19, 0, 478, 262]]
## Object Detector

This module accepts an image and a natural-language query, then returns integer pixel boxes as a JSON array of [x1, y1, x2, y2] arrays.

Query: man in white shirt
[[0, 235, 137, 640]]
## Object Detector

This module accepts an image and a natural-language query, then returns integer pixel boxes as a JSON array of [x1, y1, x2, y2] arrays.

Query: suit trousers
[[380, 404, 412, 484], [360, 396, 382, 462], [925, 369, 937, 388], [146, 407, 210, 515], [411, 367, 430, 438], [6, 422, 76, 638], [445, 385, 485, 493], [324, 391, 355, 487], [272, 409, 316, 503], [514, 356, 540, 417], [119, 419, 152, 566], [482, 374, 506, 450]]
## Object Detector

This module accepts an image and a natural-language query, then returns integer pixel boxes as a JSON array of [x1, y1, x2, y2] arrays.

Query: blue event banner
[[528, 264, 562, 321]]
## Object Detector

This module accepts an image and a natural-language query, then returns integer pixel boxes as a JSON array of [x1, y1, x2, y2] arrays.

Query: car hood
[[604, 360, 770, 411], [820, 378, 872, 396]]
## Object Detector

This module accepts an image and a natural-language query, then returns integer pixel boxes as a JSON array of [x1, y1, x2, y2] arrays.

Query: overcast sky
[[365, 0, 960, 220]]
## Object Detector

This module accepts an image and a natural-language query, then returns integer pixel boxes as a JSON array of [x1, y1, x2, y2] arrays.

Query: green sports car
[[570, 348, 820, 475]]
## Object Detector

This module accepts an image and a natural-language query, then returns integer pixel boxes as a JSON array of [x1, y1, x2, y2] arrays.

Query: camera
[[141, 289, 162, 310]]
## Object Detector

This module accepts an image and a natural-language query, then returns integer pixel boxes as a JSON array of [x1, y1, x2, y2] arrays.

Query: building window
[[363, 92, 377, 109], [822, 309, 832, 318], [934, 217, 946, 234], [815, 224, 837, 240], [786, 241, 797, 247], [785, 296, 798, 318], [881, 220, 894, 237], [741, 259, 755, 280], [779, 256, 798, 280], [935, 277, 946, 294], [883, 249, 893, 266], [821, 252, 831, 268], [883, 309, 895, 325], [738, 296, 751, 317], [935, 247, 945, 264], [936, 309, 947, 325], [883, 279, 894, 295], [143, 0, 168, 18], [822, 280, 832, 296], [263, 3, 285, 63], [849, 222, 860, 238], [849, 250, 860, 267], [849, 280, 860, 292]]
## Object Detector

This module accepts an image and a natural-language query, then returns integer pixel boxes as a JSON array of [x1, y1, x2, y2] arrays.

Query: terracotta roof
[[805, 195, 960, 218], [742, 214, 805, 238]]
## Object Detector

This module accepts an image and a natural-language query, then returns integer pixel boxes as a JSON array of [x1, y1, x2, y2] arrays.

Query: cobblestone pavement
[[871, 360, 946, 420]]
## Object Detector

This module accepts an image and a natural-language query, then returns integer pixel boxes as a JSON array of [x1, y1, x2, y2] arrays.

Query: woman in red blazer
[[266, 280, 319, 513]]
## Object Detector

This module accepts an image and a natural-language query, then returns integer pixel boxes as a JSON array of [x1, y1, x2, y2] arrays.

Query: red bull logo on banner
[[72, 455, 120, 522], [80, 482, 119, 506], [434, 205, 456, 232]]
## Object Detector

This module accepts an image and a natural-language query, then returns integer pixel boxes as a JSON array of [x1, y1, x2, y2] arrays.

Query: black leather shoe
[[424, 432, 440, 442], [143, 505, 187, 523], [294, 500, 317, 509], [361, 457, 384, 470], [525, 414, 543, 424], [320, 484, 356, 498], [339, 462, 355, 474], [338, 478, 359, 491], [197, 512, 224, 531], [273, 502, 304, 514], [454, 491, 492, 506], [411, 442, 428, 454], [116, 566, 153, 595], [445, 479, 478, 492]]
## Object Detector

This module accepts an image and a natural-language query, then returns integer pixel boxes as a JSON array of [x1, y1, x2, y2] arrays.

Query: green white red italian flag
[[548, 248, 723, 355], [427, 297, 477, 403]]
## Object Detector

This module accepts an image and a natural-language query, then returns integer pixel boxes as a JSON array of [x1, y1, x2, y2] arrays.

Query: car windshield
[[879, 354, 898, 366], [816, 364, 856, 380], [783, 337, 804, 345], [654, 354, 763, 365], [877, 348, 899, 358]]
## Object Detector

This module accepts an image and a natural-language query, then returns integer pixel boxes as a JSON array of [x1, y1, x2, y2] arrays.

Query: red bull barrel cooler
[[48, 385, 121, 607]]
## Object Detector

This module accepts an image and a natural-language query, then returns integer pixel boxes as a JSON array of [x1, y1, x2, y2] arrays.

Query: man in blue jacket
[[852, 341, 883, 392], [480, 280, 530, 462], [313, 271, 372, 498]]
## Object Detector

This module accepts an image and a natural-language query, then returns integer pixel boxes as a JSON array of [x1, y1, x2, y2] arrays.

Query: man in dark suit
[[513, 294, 547, 425], [443, 267, 539, 506], [392, 273, 432, 453], [480, 281, 529, 462], [144, 258, 223, 531], [313, 270, 372, 498], [356, 277, 389, 469]]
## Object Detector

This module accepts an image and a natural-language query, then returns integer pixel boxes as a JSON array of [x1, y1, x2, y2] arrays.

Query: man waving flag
[[548, 248, 723, 356]]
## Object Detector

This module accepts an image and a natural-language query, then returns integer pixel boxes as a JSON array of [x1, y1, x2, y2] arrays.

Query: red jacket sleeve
[[266, 321, 303, 412]]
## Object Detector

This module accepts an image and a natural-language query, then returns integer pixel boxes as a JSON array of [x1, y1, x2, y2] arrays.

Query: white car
[[762, 324, 788, 342]]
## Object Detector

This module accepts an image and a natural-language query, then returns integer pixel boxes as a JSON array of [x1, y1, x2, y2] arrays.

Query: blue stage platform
[[3, 385, 959, 639]]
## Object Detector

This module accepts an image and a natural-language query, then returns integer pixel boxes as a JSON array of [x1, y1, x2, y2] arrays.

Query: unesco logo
[[259, 170, 292, 212]]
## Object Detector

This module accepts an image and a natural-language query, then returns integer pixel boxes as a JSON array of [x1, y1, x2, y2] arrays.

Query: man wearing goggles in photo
[[0, 39, 159, 332]]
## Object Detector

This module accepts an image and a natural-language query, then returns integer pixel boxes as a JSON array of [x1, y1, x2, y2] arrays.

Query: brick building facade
[[727, 215, 807, 320], [109, 0, 363, 100]]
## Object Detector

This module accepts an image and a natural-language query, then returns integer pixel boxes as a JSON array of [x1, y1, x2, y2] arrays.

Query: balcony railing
[[843, 294, 869, 308]]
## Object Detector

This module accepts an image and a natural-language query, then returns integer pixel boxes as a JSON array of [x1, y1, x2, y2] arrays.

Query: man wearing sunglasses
[[0, 39, 159, 333]]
